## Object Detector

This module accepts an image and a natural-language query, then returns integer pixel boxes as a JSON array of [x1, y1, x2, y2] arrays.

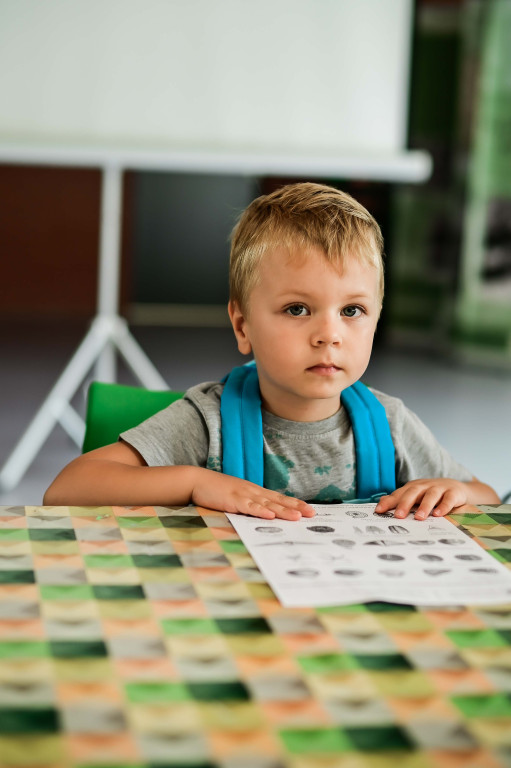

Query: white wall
[[0, 0, 413, 154]]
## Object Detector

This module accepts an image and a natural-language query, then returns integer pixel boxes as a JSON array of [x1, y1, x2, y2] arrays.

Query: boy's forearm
[[464, 478, 501, 505], [43, 460, 199, 507]]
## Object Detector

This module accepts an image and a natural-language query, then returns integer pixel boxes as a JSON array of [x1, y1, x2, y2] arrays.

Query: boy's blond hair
[[229, 182, 384, 313]]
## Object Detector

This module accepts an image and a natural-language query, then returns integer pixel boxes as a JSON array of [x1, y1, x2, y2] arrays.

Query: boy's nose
[[311, 317, 342, 346]]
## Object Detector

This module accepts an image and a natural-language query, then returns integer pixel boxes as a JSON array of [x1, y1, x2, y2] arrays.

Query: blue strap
[[220, 362, 263, 486], [340, 381, 396, 499], [221, 364, 396, 499]]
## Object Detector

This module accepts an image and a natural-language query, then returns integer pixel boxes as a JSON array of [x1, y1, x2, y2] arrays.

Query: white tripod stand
[[0, 164, 167, 492]]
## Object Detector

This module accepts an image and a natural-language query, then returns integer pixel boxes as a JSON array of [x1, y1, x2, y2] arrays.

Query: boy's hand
[[374, 478, 473, 521], [190, 468, 315, 521]]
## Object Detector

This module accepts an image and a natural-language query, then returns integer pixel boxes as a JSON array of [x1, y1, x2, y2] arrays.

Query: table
[[1, 503, 510, 768]]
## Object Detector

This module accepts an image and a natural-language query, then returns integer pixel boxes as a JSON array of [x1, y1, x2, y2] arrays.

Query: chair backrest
[[82, 382, 184, 453]]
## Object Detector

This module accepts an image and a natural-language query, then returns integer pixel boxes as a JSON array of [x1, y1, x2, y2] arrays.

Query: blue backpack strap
[[220, 362, 264, 486], [220, 365, 396, 500], [340, 381, 396, 499]]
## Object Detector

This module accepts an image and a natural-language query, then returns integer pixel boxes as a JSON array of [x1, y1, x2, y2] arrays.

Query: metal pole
[[95, 165, 122, 382]]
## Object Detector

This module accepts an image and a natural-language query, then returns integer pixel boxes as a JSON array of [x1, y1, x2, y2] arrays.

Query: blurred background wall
[[2, 0, 510, 358], [386, 0, 511, 364]]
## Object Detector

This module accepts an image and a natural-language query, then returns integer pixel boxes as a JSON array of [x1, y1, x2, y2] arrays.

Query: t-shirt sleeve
[[373, 390, 474, 485], [120, 394, 210, 468]]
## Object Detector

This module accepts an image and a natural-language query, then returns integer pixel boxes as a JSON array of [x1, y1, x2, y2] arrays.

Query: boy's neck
[[260, 396, 343, 423]]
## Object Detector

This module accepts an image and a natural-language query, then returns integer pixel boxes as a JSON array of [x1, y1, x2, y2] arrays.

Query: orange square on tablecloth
[[151, 599, 208, 618], [280, 632, 341, 655], [422, 609, 487, 631], [209, 727, 280, 759], [387, 694, 459, 721], [56, 680, 123, 705], [235, 653, 300, 678], [261, 698, 332, 727], [66, 732, 140, 764], [78, 540, 129, 555], [0, 618, 45, 640], [113, 656, 178, 681], [427, 667, 495, 695], [427, 748, 503, 768]]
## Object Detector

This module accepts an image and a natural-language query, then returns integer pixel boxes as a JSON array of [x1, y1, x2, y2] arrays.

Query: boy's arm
[[375, 476, 500, 521], [43, 442, 315, 520]]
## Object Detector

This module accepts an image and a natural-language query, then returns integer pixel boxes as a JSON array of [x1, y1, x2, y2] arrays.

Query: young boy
[[44, 183, 499, 519]]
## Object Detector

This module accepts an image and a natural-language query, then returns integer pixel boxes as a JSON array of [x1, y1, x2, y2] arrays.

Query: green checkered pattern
[[0, 504, 511, 768]]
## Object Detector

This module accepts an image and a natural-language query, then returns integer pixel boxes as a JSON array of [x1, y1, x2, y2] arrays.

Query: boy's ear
[[228, 300, 252, 355]]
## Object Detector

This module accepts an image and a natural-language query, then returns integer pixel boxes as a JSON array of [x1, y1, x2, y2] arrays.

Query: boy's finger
[[394, 491, 423, 518], [432, 504, 452, 517], [414, 488, 444, 520], [274, 495, 316, 517], [292, 501, 316, 517], [431, 491, 459, 517], [242, 501, 277, 519], [256, 496, 315, 521], [274, 507, 303, 521], [266, 500, 306, 521], [375, 494, 397, 513]]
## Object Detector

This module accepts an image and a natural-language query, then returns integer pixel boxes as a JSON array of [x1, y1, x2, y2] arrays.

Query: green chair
[[82, 382, 184, 453]]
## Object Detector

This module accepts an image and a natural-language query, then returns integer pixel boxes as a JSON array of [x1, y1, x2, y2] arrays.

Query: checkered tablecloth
[[0, 504, 511, 768]]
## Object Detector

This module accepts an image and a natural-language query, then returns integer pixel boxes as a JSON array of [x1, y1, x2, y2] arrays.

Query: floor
[[1, 318, 510, 505]]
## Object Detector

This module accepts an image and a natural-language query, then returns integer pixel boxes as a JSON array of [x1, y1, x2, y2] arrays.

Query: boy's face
[[229, 245, 381, 422]]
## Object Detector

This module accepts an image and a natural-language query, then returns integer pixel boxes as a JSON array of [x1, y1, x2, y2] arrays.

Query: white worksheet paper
[[227, 504, 511, 607]]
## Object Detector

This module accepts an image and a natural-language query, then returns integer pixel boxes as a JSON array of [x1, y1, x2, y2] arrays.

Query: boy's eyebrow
[[276, 289, 374, 301]]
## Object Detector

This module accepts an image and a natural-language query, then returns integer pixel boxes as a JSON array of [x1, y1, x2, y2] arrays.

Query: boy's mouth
[[307, 364, 341, 375]]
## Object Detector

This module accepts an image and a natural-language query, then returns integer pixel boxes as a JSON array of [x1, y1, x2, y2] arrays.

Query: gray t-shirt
[[121, 381, 473, 503]]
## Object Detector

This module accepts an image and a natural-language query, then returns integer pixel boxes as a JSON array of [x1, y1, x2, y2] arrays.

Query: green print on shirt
[[313, 484, 354, 503], [314, 466, 332, 476], [207, 456, 222, 471], [264, 454, 294, 492]]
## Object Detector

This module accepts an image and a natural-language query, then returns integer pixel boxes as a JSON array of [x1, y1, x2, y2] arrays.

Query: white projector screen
[[0, 0, 414, 157]]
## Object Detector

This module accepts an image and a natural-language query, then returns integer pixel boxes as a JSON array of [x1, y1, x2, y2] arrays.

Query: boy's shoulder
[[183, 380, 224, 412], [364, 385, 408, 421]]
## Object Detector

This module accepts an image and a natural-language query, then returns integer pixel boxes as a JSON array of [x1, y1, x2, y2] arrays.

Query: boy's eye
[[342, 305, 363, 318], [286, 304, 309, 317]]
